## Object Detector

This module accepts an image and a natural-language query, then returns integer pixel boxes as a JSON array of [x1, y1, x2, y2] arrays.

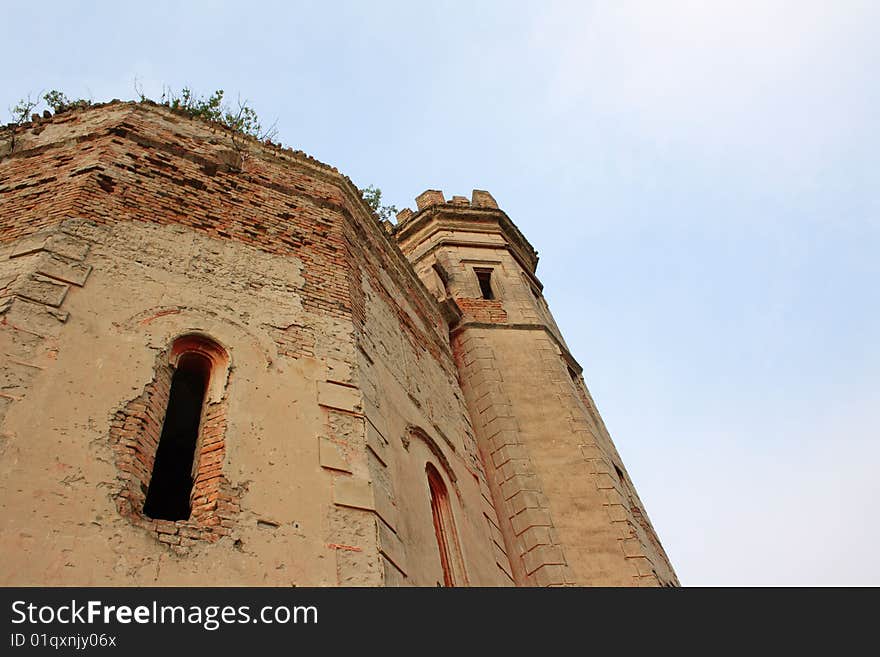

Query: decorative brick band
[[454, 297, 508, 324]]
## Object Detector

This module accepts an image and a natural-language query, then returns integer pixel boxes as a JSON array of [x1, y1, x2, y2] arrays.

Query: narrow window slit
[[475, 269, 494, 300], [143, 352, 212, 521], [427, 464, 466, 586]]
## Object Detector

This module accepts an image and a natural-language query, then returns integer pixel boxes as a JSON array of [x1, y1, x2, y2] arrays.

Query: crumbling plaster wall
[[339, 200, 513, 586], [0, 218, 341, 585], [0, 102, 509, 586]]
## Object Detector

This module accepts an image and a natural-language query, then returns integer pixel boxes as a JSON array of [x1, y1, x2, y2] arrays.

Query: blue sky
[[3, 1, 878, 585]]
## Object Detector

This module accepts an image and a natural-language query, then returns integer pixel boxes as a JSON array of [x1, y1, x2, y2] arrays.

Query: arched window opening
[[143, 351, 212, 521], [432, 262, 450, 296], [427, 463, 466, 586], [110, 332, 232, 546]]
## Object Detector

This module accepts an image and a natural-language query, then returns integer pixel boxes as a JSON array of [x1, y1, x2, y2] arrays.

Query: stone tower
[[395, 192, 677, 586], [0, 101, 677, 586]]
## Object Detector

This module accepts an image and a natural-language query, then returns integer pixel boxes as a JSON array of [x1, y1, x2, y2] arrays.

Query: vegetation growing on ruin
[[360, 185, 398, 222], [148, 85, 278, 143], [43, 90, 92, 113], [4, 86, 397, 222], [5, 86, 276, 143]]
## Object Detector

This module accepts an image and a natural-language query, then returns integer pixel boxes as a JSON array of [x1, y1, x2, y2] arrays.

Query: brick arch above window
[[168, 333, 230, 402], [404, 424, 461, 499]]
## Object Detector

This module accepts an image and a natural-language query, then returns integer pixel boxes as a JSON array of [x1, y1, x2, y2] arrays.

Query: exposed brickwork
[[110, 345, 239, 553], [454, 298, 508, 324], [1, 102, 454, 372], [1, 103, 352, 347], [0, 103, 676, 586]]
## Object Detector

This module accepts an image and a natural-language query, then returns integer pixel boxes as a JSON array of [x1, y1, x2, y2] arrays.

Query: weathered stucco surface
[[0, 102, 676, 586], [396, 196, 678, 586]]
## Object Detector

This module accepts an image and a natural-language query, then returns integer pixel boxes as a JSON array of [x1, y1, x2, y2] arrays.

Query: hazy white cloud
[[532, 2, 878, 161]]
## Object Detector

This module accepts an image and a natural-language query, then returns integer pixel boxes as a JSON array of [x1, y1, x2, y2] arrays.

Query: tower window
[[143, 351, 212, 521], [475, 269, 494, 300], [427, 464, 466, 586]]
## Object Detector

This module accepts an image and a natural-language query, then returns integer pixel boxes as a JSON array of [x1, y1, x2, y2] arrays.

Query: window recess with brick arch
[[427, 463, 468, 587], [110, 334, 238, 550]]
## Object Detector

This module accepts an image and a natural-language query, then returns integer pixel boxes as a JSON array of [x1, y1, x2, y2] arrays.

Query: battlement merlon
[[393, 189, 541, 279]]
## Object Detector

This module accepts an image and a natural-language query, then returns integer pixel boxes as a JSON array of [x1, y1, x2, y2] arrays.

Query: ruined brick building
[[0, 101, 678, 586]]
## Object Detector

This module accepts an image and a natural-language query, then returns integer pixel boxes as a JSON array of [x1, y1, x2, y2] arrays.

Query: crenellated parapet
[[394, 188, 538, 277]]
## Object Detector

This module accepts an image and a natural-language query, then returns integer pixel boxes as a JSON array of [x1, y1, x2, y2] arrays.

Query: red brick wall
[[0, 102, 451, 367], [454, 297, 508, 324]]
